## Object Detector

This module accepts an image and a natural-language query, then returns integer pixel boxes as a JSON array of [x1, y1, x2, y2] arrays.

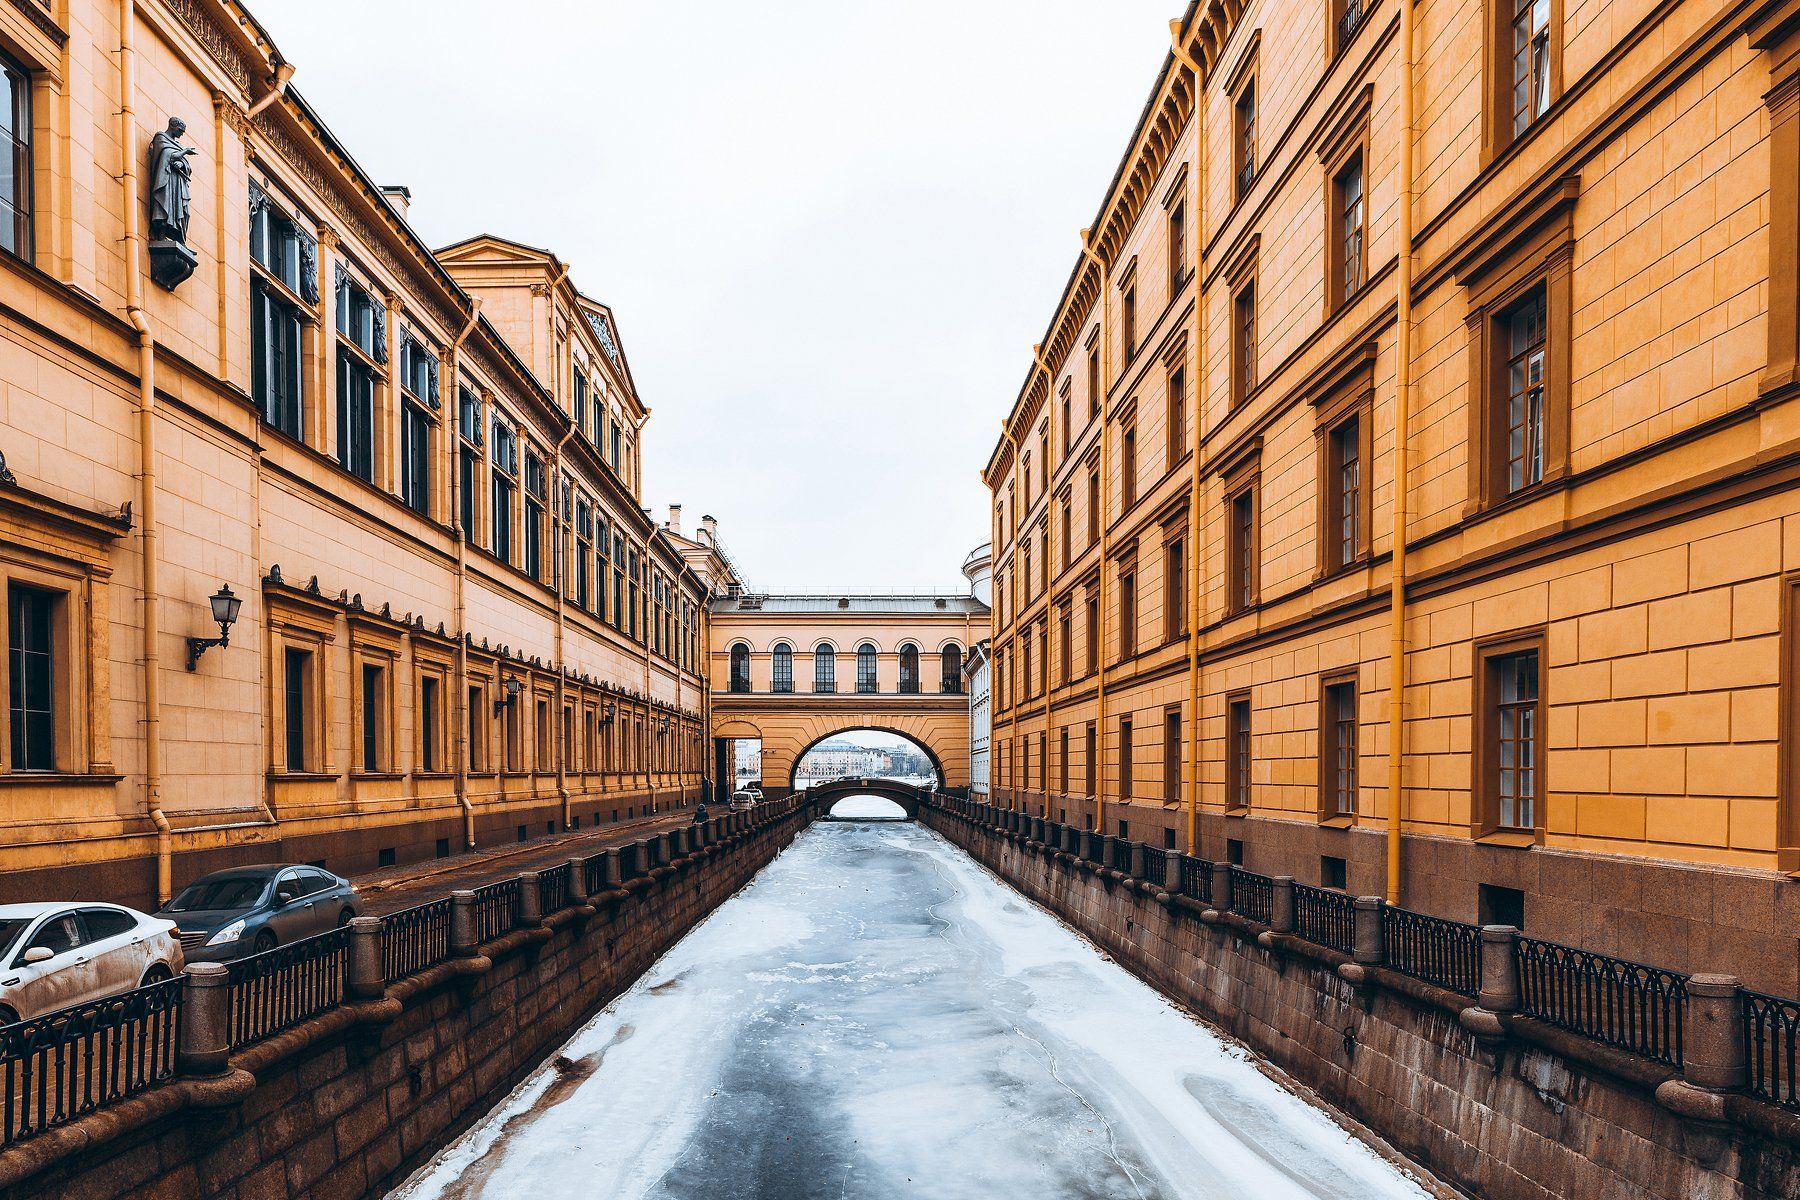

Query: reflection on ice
[[388, 811, 1438, 1200]]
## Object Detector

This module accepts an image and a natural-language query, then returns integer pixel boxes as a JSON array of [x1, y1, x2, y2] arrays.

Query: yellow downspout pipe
[[997, 421, 1017, 808], [1080, 230, 1112, 836], [118, 0, 173, 904], [550, 423, 575, 831], [1031, 345, 1056, 820], [1387, 0, 1418, 903], [449, 301, 481, 849], [1170, 22, 1206, 859]]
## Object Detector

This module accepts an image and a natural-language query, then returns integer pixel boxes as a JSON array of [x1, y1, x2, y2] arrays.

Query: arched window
[[728, 644, 750, 693], [856, 643, 878, 693], [899, 644, 920, 694], [941, 644, 963, 694], [814, 645, 836, 693], [771, 643, 793, 693]]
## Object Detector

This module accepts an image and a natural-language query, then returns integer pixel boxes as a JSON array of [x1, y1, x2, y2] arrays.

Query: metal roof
[[713, 594, 989, 616]]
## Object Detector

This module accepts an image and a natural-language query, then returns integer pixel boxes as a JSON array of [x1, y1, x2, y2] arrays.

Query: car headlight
[[206, 919, 246, 947]]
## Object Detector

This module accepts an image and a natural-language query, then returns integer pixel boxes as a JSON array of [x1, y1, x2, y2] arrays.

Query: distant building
[[962, 545, 994, 799]]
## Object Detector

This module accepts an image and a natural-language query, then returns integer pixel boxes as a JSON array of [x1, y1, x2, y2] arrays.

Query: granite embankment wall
[[0, 802, 813, 1200], [921, 802, 1800, 1200]]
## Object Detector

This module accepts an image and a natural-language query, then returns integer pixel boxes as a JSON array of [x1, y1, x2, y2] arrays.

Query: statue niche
[[147, 117, 199, 290]]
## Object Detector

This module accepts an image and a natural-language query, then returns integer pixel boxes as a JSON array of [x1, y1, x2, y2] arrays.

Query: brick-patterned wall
[[925, 808, 1800, 1200], [4, 809, 811, 1200]]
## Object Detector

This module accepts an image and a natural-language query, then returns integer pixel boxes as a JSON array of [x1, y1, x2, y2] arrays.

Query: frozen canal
[[391, 802, 1438, 1200]]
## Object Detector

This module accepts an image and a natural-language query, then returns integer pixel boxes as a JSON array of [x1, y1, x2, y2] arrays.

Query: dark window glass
[[1235, 81, 1257, 198], [1494, 651, 1540, 828], [772, 643, 793, 693], [1119, 716, 1133, 801], [284, 647, 309, 771], [857, 644, 878, 693], [1330, 416, 1361, 569], [898, 644, 920, 695], [1511, 0, 1552, 136], [420, 676, 439, 773], [336, 349, 375, 481], [1168, 200, 1186, 286], [524, 454, 545, 582], [8, 584, 54, 771], [1164, 709, 1181, 804], [814, 646, 836, 692], [0, 55, 32, 259], [1338, 153, 1365, 299], [940, 644, 962, 693], [1228, 698, 1252, 810], [253, 280, 304, 439], [1325, 680, 1357, 816], [1234, 281, 1257, 403], [402, 402, 431, 515], [729, 645, 750, 693], [361, 663, 382, 771]]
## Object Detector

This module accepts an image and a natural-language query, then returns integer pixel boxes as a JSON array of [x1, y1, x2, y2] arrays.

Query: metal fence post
[[1478, 925, 1521, 1014], [517, 873, 542, 927], [1271, 876, 1296, 933], [1682, 974, 1747, 1092], [178, 962, 232, 1077], [567, 857, 589, 906], [1353, 897, 1386, 966], [346, 915, 385, 1001], [451, 890, 478, 957]]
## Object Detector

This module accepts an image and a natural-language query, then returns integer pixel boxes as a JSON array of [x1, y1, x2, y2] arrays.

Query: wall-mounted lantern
[[185, 584, 242, 671], [493, 675, 524, 714], [657, 717, 670, 737], [601, 701, 617, 725]]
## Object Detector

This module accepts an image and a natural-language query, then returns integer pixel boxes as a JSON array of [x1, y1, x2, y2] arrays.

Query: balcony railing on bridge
[[471, 878, 523, 944], [538, 863, 573, 914], [1514, 937, 1688, 1067], [1227, 867, 1274, 925], [1138, 845, 1169, 888], [225, 927, 348, 1049], [0, 976, 182, 1147], [1176, 855, 1212, 903]]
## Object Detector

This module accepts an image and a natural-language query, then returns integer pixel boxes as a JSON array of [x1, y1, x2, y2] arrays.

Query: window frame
[[1309, 346, 1376, 579], [1317, 669, 1359, 824], [1486, 0, 1561, 160], [1225, 691, 1253, 814], [1472, 628, 1548, 843], [0, 51, 32, 261]]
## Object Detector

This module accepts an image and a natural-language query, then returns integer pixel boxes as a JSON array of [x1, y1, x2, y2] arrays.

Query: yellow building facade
[[0, 0, 719, 908], [987, 0, 1800, 993]]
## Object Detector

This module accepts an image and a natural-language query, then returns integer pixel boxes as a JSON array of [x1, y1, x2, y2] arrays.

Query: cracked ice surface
[[388, 815, 1438, 1200]]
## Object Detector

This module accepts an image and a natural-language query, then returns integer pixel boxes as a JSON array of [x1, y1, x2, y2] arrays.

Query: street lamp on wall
[[185, 584, 242, 671], [493, 676, 524, 715]]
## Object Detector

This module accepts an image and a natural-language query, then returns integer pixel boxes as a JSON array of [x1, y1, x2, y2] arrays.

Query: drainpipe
[[634, 411, 654, 813], [1079, 230, 1111, 836], [1170, 22, 1205, 858], [118, 0, 173, 904], [245, 63, 293, 118], [448, 301, 482, 850], [996, 421, 1017, 808], [551, 422, 575, 831], [1384, 0, 1418, 905], [1031, 345, 1056, 820]]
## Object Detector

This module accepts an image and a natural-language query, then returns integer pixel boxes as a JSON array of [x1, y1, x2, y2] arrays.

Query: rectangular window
[[1166, 365, 1187, 470], [1119, 716, 1133, 801], [1087, 466, 1101, 544], [1325, 414, 1363, 572], [1320, 676, 1357, 818], [1059, 727, 1070, 795], [1232, 281, 1257, 406], [401, 402, 431, 515], [1234, 79, 1257, 200], [1164, 708, 1181, 804], [1085, 722, 1097, 797], [1061, 386, 1072, 454], [491, 419, 517, 565], [1228, 485, 1258, 613], [524, 453, 546, 582], [336, 349, 376, 482], [1336, 152, 1366, 303], [7, 585, 55, 771], [1118, 564, 1136, 660], [1165, 537, 1186, 639], [284, 647, 311, 772], [468, 686, 487, 773], [1059, 604, 1072, 684], [1088, 346, 1102, 418], [1168, 200, 1187, 287], [1122, 283, 1138, 360], [1059, 496, 1071, 570], [1121, 425, 1137, 509], [0, 55, 31, 259], [573, 369, 588, 434], [419, 676, 440, 773], [1085, 593, 1099, 676], [1482, 646, 1543, 831], [1226, 694, 1252, 812], [1510, 0, 1553, 137], [253, 280, 305, 440], [361, 662, 385, 772], [1504, 288, 1548, 494]]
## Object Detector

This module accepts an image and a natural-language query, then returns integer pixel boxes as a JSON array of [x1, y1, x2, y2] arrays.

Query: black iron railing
[[1110, 838, 1133, 873], [618, 842, 643, 880], [226, 928, 348, 1049], [1177, 855, 1212, 902], [0, 976, 183, 1146], [538, 863, 572, 914], [1229, 867, 1274, 924], [1083, 831, 1105, 865], [1516, 937, 1688, 1067], [380, 897, 453, 980], [471, 878, 522, 944], [1294, 884, 1356, 954], [1236, 159, 1256, 200], [1139, 846, 1168, 888], [1337, 0, 1366, 47], [583, 851, 609, 895], [1743, 988, 1800, 1109], [1382, 906, 1481, 996]]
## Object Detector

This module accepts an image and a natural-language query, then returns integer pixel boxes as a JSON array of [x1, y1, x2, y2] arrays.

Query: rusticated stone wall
[[921, 806, 1800, 1200], [0, 806, 813, 1200]]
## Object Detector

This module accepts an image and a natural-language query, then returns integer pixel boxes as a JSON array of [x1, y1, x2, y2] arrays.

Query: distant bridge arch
[[806, 777, 933, 820]]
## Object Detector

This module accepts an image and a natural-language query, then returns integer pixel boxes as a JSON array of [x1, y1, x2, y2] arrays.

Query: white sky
[[254, 1, 1179, 593]]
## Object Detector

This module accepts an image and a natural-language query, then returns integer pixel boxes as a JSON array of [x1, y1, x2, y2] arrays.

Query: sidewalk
[[352, 808, 703, 916]]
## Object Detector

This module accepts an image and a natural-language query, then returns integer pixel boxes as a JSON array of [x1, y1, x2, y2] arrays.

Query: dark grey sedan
[[158, 864, 361, 963]]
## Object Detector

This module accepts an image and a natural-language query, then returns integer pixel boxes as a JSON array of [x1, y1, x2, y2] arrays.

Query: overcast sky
[[256, 0, 1176, 594]]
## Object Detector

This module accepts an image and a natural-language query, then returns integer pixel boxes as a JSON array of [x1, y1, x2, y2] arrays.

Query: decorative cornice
[[163, 0, 253, 91]]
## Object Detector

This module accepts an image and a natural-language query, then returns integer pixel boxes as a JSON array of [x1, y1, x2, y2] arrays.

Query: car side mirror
[[275, 889, 297, 905], [22, 946, 53, 964]]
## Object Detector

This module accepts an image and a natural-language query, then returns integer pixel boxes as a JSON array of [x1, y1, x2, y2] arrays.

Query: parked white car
[[0, 902, 184, 1027]]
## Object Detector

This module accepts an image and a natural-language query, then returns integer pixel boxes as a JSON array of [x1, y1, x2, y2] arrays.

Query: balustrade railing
[[1337, 0, 1366, 46], [1083, 831, 1105, 865], [1744, 988, 1800, 1109], [225, 927, 348, 1049], [538, 863, 573, 914], [1228, 867, 1274, 924], [471, 878, 523, 944], [1109, 838, 1133, 873], [1177, 855, 1212, 902], [380, 897, 453, 980], [1139, 845, 1169, 888], [1516, 936, 1688, 1067], [0, 977, 183, 1146], [1381, 906, 1481, 996], [1293, 884, 1356, 954]]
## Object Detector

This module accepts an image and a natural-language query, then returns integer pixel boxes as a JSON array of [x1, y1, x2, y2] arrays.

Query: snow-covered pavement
[[388, 809, 1439, 1200]]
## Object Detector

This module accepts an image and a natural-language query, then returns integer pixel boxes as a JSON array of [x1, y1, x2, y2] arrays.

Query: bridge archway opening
[[828, 795, 909, 821], [791, 728, 942, 793]]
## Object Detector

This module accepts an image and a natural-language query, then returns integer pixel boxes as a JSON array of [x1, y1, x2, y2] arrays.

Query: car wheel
[[0, 1005, 18, 1028], [140, 964, 172, 987], [252, 930, 276, 955], [337, 908, 354, 927]]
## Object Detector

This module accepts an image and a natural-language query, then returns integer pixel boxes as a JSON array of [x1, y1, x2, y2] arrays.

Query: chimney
[[667, 504, 683, 536], [700, 515, 717, 543], [381, 185, 412, 220]]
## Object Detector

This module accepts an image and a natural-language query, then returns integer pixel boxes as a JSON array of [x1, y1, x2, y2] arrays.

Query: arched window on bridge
[[898, 644, 920, 694], [771, 643, 793, 693], [941, 644, 963, 694], [857, 643, 878, 693], [728, 644, 751, 693], [814, 645, 836, 693]]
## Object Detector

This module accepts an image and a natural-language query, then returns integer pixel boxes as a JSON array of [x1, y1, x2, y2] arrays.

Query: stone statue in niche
[[147, 117, 199, 290]]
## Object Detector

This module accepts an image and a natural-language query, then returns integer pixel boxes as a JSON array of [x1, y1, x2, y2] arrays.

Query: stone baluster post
[[346, 916, 385, 1001], [1682, 975, 1747, 1092], [1212, 863, 1234, 914], [178, 962, 231, 1078], [450, 890, 478, 957], [1478, 925, 1521, 1014], [517, 872, 542, 927], [567, 857, 589, 907], [1353, 897, 1386, 966], [1271, 876, 1296, 934]]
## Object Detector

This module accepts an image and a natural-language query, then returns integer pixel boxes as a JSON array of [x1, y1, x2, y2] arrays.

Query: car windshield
[[167, 878, 267, 912], [0, 918, 28, 962]]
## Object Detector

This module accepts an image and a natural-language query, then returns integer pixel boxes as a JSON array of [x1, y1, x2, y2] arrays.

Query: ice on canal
[[390, 808, 1438, 1200]]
